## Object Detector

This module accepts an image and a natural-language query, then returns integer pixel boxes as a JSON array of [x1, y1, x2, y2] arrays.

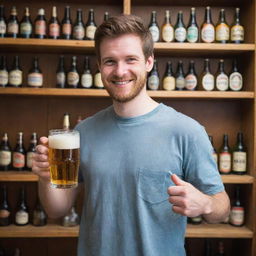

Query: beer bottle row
[[0, 247, 21, 256], [148, 58, 243, 91], [0, 132, 37, 171], [0, 5, 103, 40], [149, 7, 244, 43], [209, 132, 247, 175]]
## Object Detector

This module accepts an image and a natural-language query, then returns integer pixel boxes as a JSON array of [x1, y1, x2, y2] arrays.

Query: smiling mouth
[[112, 80, 133, 86]]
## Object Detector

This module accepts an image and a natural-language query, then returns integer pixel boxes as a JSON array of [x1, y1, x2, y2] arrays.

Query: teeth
[[113, 81, 130, 85]]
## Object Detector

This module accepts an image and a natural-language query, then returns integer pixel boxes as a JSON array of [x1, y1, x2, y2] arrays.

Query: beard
[[103, 71, 147, 103]]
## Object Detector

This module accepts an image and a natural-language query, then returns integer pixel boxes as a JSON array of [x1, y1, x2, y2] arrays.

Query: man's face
[[99, 34, 153, 103]]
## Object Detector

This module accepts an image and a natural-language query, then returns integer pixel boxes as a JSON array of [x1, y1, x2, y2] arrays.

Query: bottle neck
[[64, 7, 71, 20], [205, 7, 212, 24], [204, 59, 210, 73], [150, 12, 157, 25]]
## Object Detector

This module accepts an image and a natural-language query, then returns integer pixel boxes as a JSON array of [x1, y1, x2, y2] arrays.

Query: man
[[32, 15, 230, 256]]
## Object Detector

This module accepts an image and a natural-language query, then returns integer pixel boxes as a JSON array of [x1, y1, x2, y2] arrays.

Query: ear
[[145, 55, 154, 72]]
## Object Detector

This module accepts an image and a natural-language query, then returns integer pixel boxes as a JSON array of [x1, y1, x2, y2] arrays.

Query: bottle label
[[7, 22, 18, 34], [201, 24, 215, 43], [175, 27, 186, 42], [26, 152, 35, 168], [185, 74, 197, 90], [202, 73, 214, 91], [176, 77, 185, 89], [13, 152, 25, 168], [0, 70, 8, 86], [219, 152, 231, 173], [0, 20, 6, 34], [94, 73, 104, 88], [216, 24, 230, 41], [20, 22, 32, 35], [148, 75, 159, 90], [62, 23, 72, 35], [0, 150, 11, 166], [149, 26, 160, 42], [73, 25, 85, 40], [15, 210, 29, 225], [28, 73, 43, 87], [229, 72, 243, 91], [233, 152, 246, 173], [216, 74, 229, 91], [57, 72, 65, 86], [187, 26, 198, 43], [35, 20, 46, 35], [49, 23, 60, 37], [9, 70, 22, 86], [0, 209, 10, 218], [231, 25, 244, 41], [162, 25, 174, 42], [163, 76, 175, 91], [81, 73, 93, 88], [86, 25, 96, 40], [230, 207, 244, 225], [67, 72, 79, 86]]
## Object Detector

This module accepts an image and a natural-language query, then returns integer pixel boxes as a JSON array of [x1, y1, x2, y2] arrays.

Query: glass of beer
[[48, 129, 80, 189]]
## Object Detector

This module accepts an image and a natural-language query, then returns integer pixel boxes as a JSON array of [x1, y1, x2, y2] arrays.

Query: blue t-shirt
[[76, 103, 224, 256]]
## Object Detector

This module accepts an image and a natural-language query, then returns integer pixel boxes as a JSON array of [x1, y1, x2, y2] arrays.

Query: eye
[[103, 59, 115, 66], [127, 57, 137, 63]]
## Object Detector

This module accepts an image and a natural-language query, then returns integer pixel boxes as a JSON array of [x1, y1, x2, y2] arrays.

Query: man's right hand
[[32, 136, 50, 181]]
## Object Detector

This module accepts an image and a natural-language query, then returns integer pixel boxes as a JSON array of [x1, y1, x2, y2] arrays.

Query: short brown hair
[[94, 14, 154, 62]]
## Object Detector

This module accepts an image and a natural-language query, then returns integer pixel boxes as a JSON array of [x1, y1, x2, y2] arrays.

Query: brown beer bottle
[[73, 9, 85, 40], [162, 61, 175, 91], [231, 8, 244, 43], [147, 59, 160, 90], [209, 135, 218, 165], [56, 55, 66, 88], [216, 59, 228, 91], [229, 59, 243, 91], [216, 9, 230, 43], [185, 60, 197, 90], [19, 7, 32, 38], [49, 6, 60, 39], [201, 6, 215, 43], [174, 11, 186, 43], [186, 7, 199, 43], [7, 6, 19, 38], [26, 132, 37, 171], [0, 5, 6, 38], [148, 11, 160, 42], [67, 56, 79, 88], [219, 134, 231, 174], [175, 60, 185, 90], [0, 185, 11, 226], [61, 6, 72, 40], [85, 9, 97, 40], [12, 132, 26, 171], [27, 57, 43, 88], [0, 133, 12, 171], [230, 185, 244, 226], [63, 113, 70, 130], [34, 8, 47, 39], [201, 59, 214, 91], [15, 186, 29, 226], [81, 56, 93, 89], [9, 56, 22, 87], [161, 10, 174, 43], [0, 56, 8, 87]]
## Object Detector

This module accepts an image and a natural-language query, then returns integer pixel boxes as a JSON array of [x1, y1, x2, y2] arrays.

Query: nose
[[113, 62, 128, 77]]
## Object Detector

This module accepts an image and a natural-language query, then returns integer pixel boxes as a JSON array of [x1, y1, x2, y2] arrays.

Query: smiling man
[[32, 15, 230, 256]]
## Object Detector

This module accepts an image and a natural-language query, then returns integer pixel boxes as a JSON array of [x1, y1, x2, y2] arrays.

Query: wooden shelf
[[0, 171, 38, 182], [0, 223, 252, 238], [221, 174, 254, 184], [0, 88, 254, 99]]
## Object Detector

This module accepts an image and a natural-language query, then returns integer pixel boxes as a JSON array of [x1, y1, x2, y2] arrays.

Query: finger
[[172, 205, 188, 216], [167, 185, 186, 196], [36, 144, 49, 155], [171, 174, 187, 186], [40, 136, 48, 146]]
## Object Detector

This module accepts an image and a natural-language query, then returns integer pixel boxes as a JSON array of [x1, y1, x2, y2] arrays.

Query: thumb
[[171, 174, 186, 186], [40, 136, 48, 146]]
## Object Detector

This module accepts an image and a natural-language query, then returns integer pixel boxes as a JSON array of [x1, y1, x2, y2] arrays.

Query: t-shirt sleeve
[[183, 126, 224, 195]]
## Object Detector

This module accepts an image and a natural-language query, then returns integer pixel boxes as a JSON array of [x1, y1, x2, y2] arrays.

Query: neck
[[112, 86, 159, 118]]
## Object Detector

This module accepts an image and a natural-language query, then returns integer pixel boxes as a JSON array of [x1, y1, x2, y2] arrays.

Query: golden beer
[[48, 129, 80, 189]]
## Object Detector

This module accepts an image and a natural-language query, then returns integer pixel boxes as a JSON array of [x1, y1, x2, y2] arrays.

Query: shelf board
[[221, 174, 254, 184], [0, 88, 254, 99], [0, 223, 252, 238]]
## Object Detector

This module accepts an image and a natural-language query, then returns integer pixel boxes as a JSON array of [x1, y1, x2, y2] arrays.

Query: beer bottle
[[61, 6, 72, 40], [174, 11, 186, 43], [187, 7, 199, 43], [32, 197, 47, 226], [85, 9, 97, 40], [201, 6, 215, 43], [229, 59, 243, 91], [63, 113, 70, 130], [26, 132, 37, 171], [230, 185, 244, 226], [7, 6, 19, 38], [161, 10, 174, 43], [67, 56, 79, 88], [9, 56, 22, 87], [215, 241, 225, 256], [231, 8, 244, 44], [162, 61, 175, 91], [147, 59, 159, 90], [188, 215, 202, 225], [232, 132, 247, 175], [49, 6, 60, 39], [175, 60, 185, 90], [27, 57, 43, 88], [185, 60, 197, 90], [15, 186, 29, 226], [56, 55, 66, 88], [0, 185, 11, 226], [81, 56, 93, 89], [104, 12, 109, 22], [216, 9, 230, 43], [148, 11, 160, 42], [219, 134, 231, 174], [216, 59, 228, 91], [12, 132, 26, 171], [0, 56, 8, 87], [201, 59, 214, 91], [73, 9, 85, 40], [62, 206, 80, 227], [34, 8, 47, 39], [0, 133, 12, 171], [0, 5, 6, 38], [19, 7, 32, 38], [209, 135, 218, 165], [14, 248, 21, 256], [94, 69, 104, 89]]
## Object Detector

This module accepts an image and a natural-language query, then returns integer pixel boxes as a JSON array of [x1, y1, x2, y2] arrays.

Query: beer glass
[[48, 129, 80, 189]]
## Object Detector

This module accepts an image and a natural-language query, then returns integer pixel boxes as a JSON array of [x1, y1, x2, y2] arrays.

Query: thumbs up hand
[[167, 174, 212, 217]]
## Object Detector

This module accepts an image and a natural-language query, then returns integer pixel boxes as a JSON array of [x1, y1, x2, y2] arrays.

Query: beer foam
[[49, 133, 80, 149]]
